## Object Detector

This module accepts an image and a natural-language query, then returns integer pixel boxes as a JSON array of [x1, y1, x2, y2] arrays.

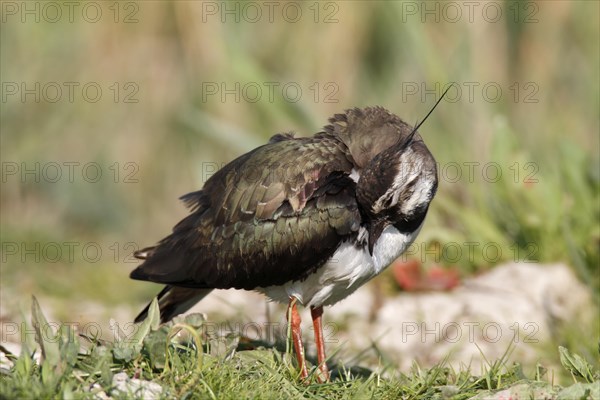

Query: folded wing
[[130, 133, 362, 290]]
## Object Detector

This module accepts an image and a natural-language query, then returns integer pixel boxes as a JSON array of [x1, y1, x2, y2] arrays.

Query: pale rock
[[111, 372, 163, 399]]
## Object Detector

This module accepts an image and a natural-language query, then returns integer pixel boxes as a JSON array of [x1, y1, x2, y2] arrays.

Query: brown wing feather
[[130, 134, 360, 290]]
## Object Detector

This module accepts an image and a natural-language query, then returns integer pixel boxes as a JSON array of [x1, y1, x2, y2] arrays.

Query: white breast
[[257, 224, 422, 307]]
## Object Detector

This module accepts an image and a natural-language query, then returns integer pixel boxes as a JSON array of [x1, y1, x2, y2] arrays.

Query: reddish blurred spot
[[392, 259, 460, 291]]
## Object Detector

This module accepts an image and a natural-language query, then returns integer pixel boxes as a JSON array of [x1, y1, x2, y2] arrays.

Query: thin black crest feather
[[400, 84, 452, 149]]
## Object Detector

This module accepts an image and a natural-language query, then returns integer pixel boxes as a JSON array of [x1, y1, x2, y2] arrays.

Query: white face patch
[[373, 148, 428, 214], [399, 175, 434, 215]]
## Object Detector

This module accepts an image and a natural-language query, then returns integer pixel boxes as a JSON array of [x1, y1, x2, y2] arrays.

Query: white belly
[[257, 224, 422, 307]]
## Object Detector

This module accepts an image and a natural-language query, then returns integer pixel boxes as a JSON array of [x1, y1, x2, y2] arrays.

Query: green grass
[[1, 299, 598, 399]]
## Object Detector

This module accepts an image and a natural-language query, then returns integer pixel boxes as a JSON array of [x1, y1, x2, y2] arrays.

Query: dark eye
[[397, 178, 418, 203], [403, 177, 418, 192], [382, 195, 395, 209]]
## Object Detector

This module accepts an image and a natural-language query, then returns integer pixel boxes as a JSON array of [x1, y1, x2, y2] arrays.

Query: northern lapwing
[[131, 96, 445, 381]]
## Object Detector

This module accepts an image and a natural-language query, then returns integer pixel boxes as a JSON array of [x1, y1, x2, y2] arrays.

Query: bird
[[130, 96, 445, 381]]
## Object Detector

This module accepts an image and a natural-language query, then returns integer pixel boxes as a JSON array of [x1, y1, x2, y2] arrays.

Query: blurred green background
[[1, 0, 598, 372]]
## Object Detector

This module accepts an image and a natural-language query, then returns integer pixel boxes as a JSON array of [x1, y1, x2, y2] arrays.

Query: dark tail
[[134, 285, 213, 324], [131, 245, 213, 323]]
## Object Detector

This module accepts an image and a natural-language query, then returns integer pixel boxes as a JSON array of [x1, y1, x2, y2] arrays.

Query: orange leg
[[287, 297, 308, 379], [311, 306, 330, 382]]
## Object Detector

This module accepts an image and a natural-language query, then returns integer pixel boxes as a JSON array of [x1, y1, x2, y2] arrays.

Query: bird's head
[[325, 105, 438, 217], [352, 117, 438, 228], [324, 89, 448, 252]]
